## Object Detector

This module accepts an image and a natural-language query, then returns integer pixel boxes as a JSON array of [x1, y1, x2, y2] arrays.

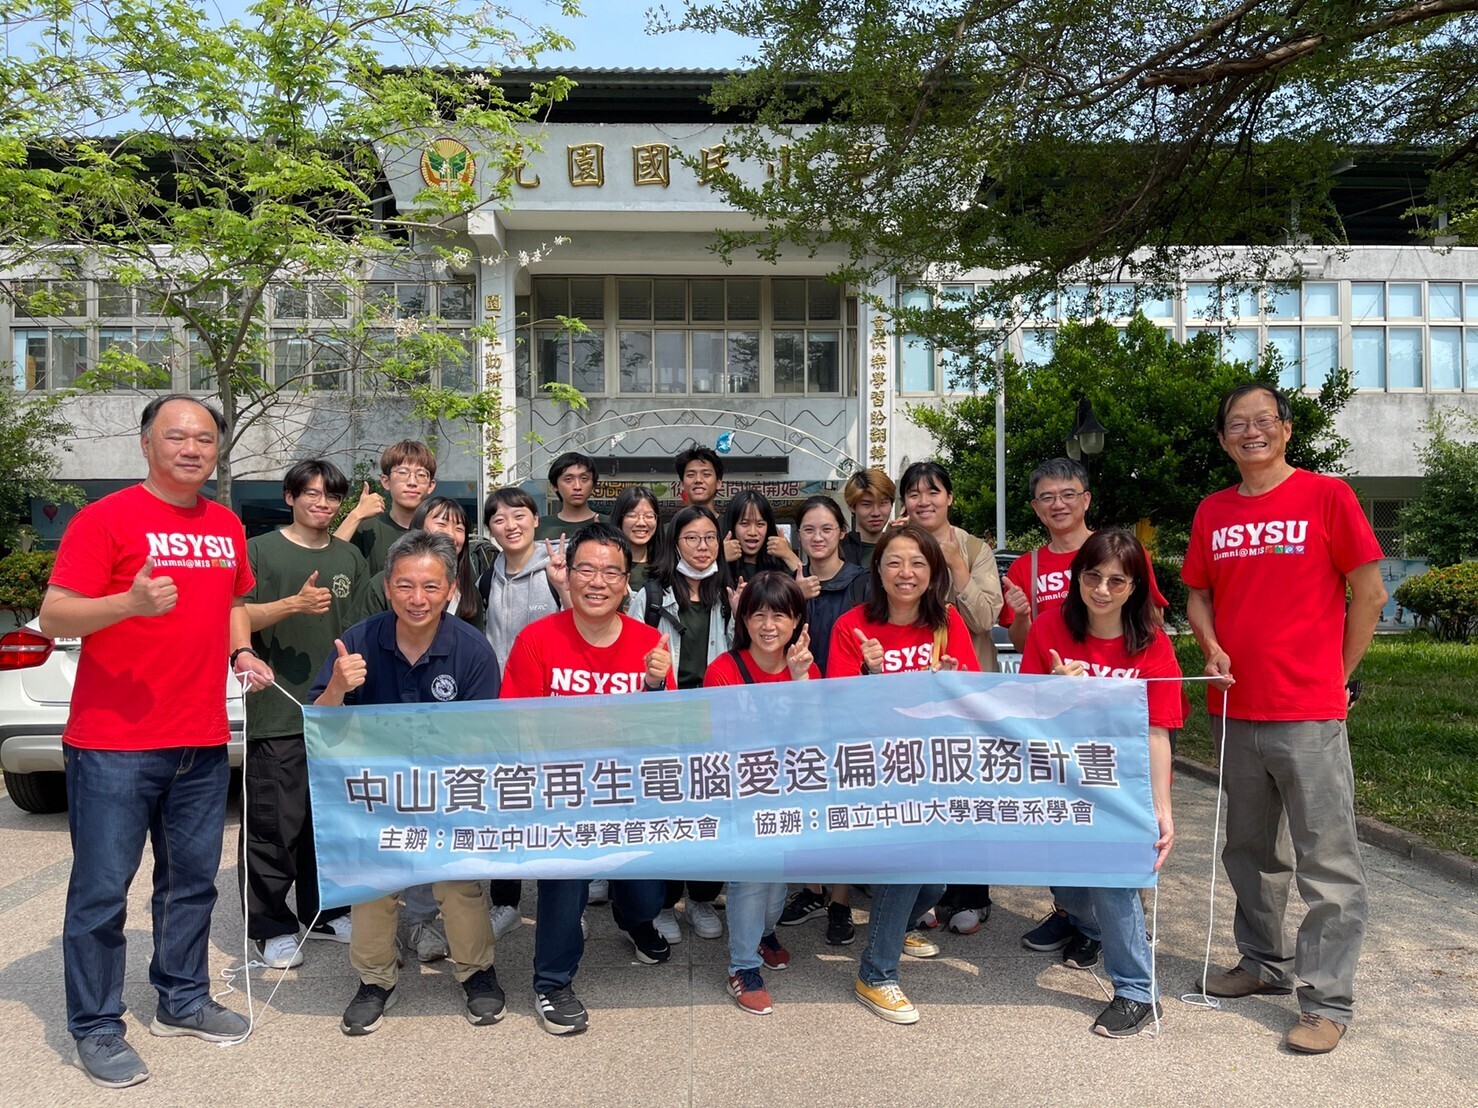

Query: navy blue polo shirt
[[308, 610, 500, 706]]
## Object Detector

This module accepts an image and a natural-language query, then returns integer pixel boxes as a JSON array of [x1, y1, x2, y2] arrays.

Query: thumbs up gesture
[[128, 557, 178, 617], [644, 632, 672, 689], [330, 637, 367, 694], [296, 569, 332, 615], [723, 530, 742, 563], [1049, 649, 1085, 677], [853, 626, 884, 674], [352, 480, 385, 521], [793, 563, 821, 600]]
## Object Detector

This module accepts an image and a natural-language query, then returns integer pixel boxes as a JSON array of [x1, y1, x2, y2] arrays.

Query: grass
[[1172, 633, 1478, 858]]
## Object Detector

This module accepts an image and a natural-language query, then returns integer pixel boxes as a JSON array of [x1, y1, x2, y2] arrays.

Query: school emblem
[[332, 574, 351, 599], [431, 674, 458, 702], [421, 137, 476, 189]]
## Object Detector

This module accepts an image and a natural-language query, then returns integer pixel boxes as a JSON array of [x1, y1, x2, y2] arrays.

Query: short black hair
[[731, 570, 808, 653], [141, 394, 227, 436], [548, 451, 598, 496], [567, 521, 632, 573], [1216, 383, 1292, 434], [898, 460, 953, 499], [1028, 457, 1090, 497], [283, 459, 348, 499], [483, 486, 539, 530], [675, 445, 724, 483]]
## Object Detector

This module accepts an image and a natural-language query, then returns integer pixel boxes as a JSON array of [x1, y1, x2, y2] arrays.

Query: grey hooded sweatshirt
[[478, 545, 561, 673]]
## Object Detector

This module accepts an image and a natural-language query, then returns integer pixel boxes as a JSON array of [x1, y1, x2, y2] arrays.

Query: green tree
[[1399, 410, 1478, 566], [2, 0, 581, 504], [907, 316, 1352, 552], [673, 0, 1477, 320], [0, 380, 84, 553]]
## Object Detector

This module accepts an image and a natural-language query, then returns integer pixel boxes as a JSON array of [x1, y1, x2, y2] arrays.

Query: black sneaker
[[1021, 908, 1077, 952], [462, 966, 506, 1025], [342, 982, 396, 1036], [535, 986, 589, 1035], [75, 1035, 149, 1089], [1093, 995, 1163, 1037], [778, 887, 827, 926], [825, 902, 856, 946], [625, 922, 672, 965], [1062, 933, 1102, 970]]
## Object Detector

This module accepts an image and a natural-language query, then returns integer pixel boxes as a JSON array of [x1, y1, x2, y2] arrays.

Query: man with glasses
[[500, 521, 675, 1034], [241, 459, 371, 968], [310, 530, 503, 1036], [335, 439, 437, 572], [1003, 458, 1169, 965], [1182, 383, 1386, 1055]]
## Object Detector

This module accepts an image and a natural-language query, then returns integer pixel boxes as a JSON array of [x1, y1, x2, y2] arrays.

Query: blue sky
[[507, 1, 756, 69]]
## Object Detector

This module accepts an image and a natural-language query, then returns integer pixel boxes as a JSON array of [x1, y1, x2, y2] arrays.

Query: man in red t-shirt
[[40, 396, 273, 1089], [1182, 384, 1386, 1056], [499, 522, 675, 1036]]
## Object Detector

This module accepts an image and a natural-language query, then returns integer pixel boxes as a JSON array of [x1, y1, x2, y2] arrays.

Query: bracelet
[[230, 647, 259, 667]]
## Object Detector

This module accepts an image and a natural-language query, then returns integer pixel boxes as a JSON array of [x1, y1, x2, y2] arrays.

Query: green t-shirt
[[533, 512, 601, 542], [677, 602, 711, 690], [246, 531, 371, 738], [628, 559, 651, 593], [351, 513, 411, 574]]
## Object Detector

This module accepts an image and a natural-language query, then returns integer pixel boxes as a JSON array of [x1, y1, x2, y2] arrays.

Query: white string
[[1181, 689, 1231, 1010], [209, 675, 311, 1046]]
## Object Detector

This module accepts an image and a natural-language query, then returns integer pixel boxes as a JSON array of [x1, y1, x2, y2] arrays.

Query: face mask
[[677, 556, 719, 580]]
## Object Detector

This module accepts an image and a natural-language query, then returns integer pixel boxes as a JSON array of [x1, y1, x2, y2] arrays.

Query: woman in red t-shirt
[[822, 523, 975, 1025], [1020, 529, 1180, 1039], [703, 571, 818, 1016]]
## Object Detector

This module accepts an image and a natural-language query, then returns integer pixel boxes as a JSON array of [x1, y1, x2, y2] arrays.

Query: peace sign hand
[[786, 624, 814, 680]]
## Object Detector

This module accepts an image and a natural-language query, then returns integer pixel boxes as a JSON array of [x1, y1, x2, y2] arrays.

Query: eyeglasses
[[571, 564, 629, 584], [799, 525, 840, 537], [295, 489, 343, 505], [1034, 490, 1083, 505], [679, 533, 719, 547], [388, 466, 432, 482], [1224, 415, 1283, 435], [1081, 570, 1133, 593], [623, 512, 658, 525]]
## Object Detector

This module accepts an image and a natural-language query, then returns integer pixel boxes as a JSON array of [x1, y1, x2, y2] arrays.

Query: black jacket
[[805, 560, 870, 674]]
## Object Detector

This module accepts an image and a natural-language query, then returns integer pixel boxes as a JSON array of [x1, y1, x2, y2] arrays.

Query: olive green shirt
[[351, 513, 410, 574], [533, 512, 601, 542]]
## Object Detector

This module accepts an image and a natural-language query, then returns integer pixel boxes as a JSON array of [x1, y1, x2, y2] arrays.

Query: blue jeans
[[64, 744, 230, 1039], [858, 883, 944, 986], [1055, 886, 1156, 1004], [534, 878, 664, 993], [726, 882, 786, 975]]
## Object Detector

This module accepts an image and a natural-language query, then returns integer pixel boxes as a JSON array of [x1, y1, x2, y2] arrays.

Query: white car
[[0, 620, 244, 814]]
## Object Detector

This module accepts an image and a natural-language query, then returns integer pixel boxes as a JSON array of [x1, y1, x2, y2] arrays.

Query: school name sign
[[305, 672, 1160, 909]]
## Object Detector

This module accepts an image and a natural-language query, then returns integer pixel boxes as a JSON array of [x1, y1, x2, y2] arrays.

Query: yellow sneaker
[[902, 930, 940, 958], [855, 979, 920, 1024]]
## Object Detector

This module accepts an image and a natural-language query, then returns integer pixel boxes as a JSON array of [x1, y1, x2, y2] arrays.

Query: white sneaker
[[488, 904, 523, 939], [588, 879, 609, 904], [307, 915, 352, 943], [683, 900, 723, 940], [654, 908, 682, 944], [258, 934, 303, 969], [408, 920, 449, 963]]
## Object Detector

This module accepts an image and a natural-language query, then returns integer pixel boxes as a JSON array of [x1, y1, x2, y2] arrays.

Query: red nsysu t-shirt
[[500, 609, 676, 698], [825, 605, 981, 678], [1181, 469, 1382, 721], [999, 543, 1169, 627], [703, 650, 822, 686], [1020, 608, 1186, 729], [49, 485, 254, 751]]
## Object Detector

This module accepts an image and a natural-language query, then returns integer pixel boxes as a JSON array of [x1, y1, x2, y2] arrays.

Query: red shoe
[[727, 970, 773, 1015], [759, 932, 791, 970]]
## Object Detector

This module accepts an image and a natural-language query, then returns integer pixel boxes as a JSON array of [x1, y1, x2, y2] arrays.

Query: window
[[1431, 329, 1462, 390], [1369, 499, 1407, 557], [1268, 286, 1300, 319], [1429, 283, 1461, 320], [1304, 282, 1338, 318], [1266, 328, 1301, 389], [273, 331, 347, 391], [1304, 327, 1338, 390], [1388, 283, 1422, 319], [1388, 327, 1423, 388], [898, 287, 934, 391], [1352, 328, 1386, 388], [1351, 283, 1385, 320], [1224, 328, 1258, 365]]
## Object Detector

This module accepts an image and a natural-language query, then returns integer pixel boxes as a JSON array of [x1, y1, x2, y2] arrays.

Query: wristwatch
[[230, 647, 259, 667]]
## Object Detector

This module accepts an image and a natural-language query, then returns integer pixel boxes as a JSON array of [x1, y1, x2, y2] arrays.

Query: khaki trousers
[[350, 880, 494, 988]]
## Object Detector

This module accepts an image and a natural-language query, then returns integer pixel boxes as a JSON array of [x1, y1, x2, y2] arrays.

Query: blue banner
[[305, 671, 1159, 909]]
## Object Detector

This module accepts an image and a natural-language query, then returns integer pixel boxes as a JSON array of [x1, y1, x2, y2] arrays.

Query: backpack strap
[[728, 649, 757, 685], [476, 563, 493, 610], [642, 577, 665, 629]]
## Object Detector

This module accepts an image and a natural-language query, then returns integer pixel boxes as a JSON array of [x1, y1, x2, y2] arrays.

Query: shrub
[[1393, 563, 1478, 643], [0, 550, 56, 622], [1151, 557, 1188, 629]]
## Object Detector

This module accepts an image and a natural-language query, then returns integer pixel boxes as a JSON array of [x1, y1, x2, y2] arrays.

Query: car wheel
[[5, 770, 68, 814]]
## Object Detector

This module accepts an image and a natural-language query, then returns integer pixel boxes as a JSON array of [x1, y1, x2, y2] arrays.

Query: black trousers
[[236, 734, 346, 940], [935, 884, 992, 913], [664, 880, 724, 908]]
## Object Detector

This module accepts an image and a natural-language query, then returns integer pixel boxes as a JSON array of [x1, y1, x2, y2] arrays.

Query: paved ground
[[1, 773, 1474, 1108]]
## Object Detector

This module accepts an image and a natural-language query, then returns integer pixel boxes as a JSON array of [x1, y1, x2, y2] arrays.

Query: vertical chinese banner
[[479, 264, 515, 506], [861, 280, 896, 475]]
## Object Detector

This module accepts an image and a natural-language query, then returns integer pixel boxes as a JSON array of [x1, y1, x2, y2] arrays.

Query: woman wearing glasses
[[627, 505, 734, 944], [1019, 529, 1180, 1039], [609, 485, 666, 593], [825, 522, 979, 1026]]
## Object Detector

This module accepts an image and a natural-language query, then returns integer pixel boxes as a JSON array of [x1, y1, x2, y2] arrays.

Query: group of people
[[42, 382, 1385, 1089]]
